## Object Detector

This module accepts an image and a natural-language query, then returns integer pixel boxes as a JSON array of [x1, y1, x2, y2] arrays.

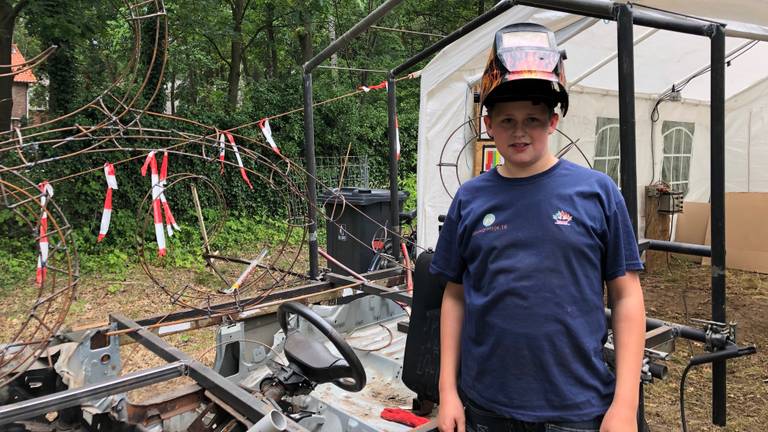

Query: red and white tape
[[36, 181, 54, 286], [97, 163, 118, 242], [217, 129, 226, 173], [223, 131, 254, 189], [360, 80, 387, 93], [159, 151, 180, 236], [141, 151, 166, 256], [257, 119, 280, 154]]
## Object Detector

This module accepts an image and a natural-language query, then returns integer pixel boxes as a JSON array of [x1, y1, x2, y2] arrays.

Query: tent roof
[[421, 1, 768, 102]]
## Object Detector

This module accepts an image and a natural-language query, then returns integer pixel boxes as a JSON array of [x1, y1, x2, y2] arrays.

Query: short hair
[[485, 99, 556, 119]]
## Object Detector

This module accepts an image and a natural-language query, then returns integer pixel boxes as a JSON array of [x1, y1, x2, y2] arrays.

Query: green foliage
[[2, 0, 485, 284]]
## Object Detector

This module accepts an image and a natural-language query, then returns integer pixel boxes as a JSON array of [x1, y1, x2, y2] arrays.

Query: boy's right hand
[[437, 391, 465, 432]]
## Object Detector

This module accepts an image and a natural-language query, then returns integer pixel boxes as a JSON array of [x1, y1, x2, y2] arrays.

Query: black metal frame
[[299, 0, 737, 426]]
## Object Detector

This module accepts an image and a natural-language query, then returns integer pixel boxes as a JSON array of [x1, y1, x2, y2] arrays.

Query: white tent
[[416, 0, 768, 250]]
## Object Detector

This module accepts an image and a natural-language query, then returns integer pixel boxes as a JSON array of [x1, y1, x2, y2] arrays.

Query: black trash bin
[[319, 187, 408, 275]]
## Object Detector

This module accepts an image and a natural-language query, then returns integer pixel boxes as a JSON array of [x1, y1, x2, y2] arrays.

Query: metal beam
[[110, 314, 309, 431], [303, 0, 405, 72], [393, 0, 515, 75], [616, 3, 639, 236], [387, 74, 401, 261], [709, 23, 728, 427], [0, 362, 186, 426]]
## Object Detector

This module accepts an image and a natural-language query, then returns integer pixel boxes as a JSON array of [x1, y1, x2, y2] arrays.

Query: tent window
[[593, 117, 620, 185], [661, 121, 695, 196]]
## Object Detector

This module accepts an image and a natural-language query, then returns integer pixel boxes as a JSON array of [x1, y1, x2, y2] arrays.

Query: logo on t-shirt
[[552, 210, 573, 226], [482, 213, 495, 227]]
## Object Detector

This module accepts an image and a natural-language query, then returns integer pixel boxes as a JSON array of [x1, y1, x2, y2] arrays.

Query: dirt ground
[[1, 253, 766, 430]]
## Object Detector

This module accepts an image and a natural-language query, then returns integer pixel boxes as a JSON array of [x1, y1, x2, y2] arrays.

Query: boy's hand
[[600, 403, 637, 432], [437, 391, 465, 432]]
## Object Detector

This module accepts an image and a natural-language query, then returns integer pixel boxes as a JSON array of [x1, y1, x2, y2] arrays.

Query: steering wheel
[[277, 302, 366, 392]]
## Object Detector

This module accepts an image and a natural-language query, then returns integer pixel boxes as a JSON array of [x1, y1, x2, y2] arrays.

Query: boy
[[430, 23, 646, 432]]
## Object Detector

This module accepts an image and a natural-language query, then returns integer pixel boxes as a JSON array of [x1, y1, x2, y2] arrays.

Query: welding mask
[[479, 22, 569, 117]]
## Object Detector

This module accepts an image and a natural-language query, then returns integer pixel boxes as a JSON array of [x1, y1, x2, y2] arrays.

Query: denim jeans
[[464, 397, 602, 432]]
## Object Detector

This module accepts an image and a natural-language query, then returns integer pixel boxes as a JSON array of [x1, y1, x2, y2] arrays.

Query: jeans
[[464, 397, 603, 432]]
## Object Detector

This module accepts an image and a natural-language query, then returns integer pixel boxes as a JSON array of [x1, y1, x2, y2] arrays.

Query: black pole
[[303, 71, 319, 279], [709, 23, 727, 427], [516, 0, 711, 35], [393, 0, 515, 75], [387, 74, 401, 261], [304, 0, 405, 72], [615, 4, 638, 237]]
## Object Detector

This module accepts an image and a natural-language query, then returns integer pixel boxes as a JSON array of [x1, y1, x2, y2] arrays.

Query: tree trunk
[[328, 11, 337, 80], [227, 0, 244, 110], [0, 1, 18, 131], [265, 0, 277, 78], [298, 0, 312, 65]]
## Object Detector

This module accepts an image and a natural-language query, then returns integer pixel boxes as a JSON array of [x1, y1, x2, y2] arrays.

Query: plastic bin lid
[[319, 187, 408, 206]]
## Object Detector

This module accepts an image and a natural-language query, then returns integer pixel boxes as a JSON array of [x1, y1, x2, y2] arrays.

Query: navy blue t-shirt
[[430, 159, 643, 422]]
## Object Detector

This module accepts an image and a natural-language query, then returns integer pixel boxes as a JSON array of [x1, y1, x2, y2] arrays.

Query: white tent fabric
[[416, 2, 768, 250]]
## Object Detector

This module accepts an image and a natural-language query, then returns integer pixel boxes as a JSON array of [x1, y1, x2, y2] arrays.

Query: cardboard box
[[703, 192, 768, 274], [673, 202, 710, 263]]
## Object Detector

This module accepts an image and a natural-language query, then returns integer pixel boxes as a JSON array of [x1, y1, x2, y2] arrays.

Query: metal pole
[[303, 71, 319, 279], [615, 4, 638, 237], [0, 362, 187, 425], [709, 23, 727, 427], [387, 74, 401, 261], [304, 0, 405, 72], [393, 0, 515, 75]]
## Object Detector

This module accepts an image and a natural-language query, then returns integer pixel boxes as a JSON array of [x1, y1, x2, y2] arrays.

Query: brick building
[[10, 44, 37, 127]]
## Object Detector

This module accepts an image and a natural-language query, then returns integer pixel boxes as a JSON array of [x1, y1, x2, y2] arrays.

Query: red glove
[[381, 407, 430, 427]]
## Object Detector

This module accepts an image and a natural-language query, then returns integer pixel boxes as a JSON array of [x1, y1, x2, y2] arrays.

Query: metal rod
[[393, 0, 514, 75], [645, 240, 711, 257], [303, 71, 319, 279], [615, 4, 639, 236], [0, 362, 186, 425], [110, 314, 308, 431], [190, 183, 210, 254], [303, 0, 406, 72], [371, 25, 444, 38], [710, 23, 727, 427], [387, 74, 402, 262]]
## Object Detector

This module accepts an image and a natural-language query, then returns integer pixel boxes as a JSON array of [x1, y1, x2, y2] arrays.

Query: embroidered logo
[[482, 213, 495, 227], [552, 210, 573, 226]]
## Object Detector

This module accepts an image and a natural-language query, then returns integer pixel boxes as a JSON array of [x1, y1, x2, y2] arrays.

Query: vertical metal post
[[615, 4, 638, 237], [387, 74, 401, 261], [303, 71, 320, 279], [710, 23, 727, 427]]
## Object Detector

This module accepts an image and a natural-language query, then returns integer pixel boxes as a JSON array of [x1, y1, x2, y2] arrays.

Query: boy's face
[[484, 100, 559, 176]]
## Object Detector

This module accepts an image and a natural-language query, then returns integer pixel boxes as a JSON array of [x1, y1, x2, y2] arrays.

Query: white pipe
[[247, 410, 288, 432]]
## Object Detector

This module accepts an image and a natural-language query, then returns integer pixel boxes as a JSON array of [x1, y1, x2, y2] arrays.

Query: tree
[[0, 0, 30, 131]]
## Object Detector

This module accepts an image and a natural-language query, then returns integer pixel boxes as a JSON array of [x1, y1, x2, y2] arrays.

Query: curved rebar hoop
[[0, 0, 168, 168], [0, 171, 77, 388]]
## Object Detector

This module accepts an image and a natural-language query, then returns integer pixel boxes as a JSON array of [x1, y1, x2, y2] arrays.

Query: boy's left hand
[[600, 403, 637, 432]]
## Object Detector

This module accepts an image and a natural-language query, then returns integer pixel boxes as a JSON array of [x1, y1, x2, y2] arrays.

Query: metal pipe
[[516, 0, 613, 19], [387, 74, 401, 261], [515, 0, 712, 36], [393, 0, 515, 75], [303, 72, 319, 279], [0, 362, 186, 425], [645, 240, 711, 257], [709, 23, 727, 427], [303, 0, 405, 72], [110, 314, 308, 431], [615, 4, 639, 236]]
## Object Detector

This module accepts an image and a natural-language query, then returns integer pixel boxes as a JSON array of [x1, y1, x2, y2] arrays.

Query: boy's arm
[[438, 281, 465, 432], [603, 271, 645, 430]]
